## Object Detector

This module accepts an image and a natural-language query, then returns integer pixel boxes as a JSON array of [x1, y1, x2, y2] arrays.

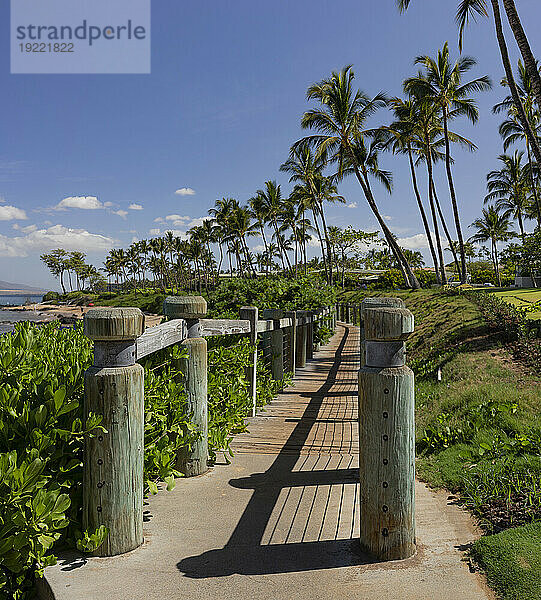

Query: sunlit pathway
[[42, 325, 494, 600]]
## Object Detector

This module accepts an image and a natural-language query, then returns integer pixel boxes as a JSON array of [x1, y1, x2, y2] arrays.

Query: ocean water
[[0, 309, 46, 334], [0, 294, 43, 306]]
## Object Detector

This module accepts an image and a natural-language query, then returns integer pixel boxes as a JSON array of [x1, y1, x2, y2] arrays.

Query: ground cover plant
[[0, 320, 282, 599], [343, 288, 541, 600]]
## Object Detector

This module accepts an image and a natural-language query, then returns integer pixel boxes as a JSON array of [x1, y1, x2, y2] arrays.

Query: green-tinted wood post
[[83, 307, 145, 557], [346, 304, 351, 324], [353, 305, 359, 326], [358, 304, 416, 561], [240, 306, 258, 416], [295, 311, 307, 368], [284, 310, 297, 376], [262, 309, 284, 383], [313, 311, 321, 353], [164, 296, 208, 477], [360, 297, 406, 368], [306, 311, 314, 360]]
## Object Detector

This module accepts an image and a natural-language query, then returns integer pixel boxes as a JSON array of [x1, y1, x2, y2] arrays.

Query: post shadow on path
[[177, 326, 377, 579]]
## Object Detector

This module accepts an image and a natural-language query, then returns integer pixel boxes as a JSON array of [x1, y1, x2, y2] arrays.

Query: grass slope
[[343, 288, 541, 600]]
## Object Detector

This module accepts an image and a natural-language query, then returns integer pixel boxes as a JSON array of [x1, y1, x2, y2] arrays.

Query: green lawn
[[343, 288, 541, 600], [491, 288, 541, 320]]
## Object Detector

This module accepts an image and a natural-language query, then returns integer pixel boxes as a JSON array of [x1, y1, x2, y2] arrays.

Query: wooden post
[[346, 304, 351, 324], [83, 307, 145, 557], [358, 305, 416, 561], [284, 310, 297, 376], [295, 311, 307, 368], [164, 296, 208, 477], [240, 306, 258, 416], [262, 309, 284, 383], [313, 311, 321, 353], [360, 298, 406, 368], [306, 311, 314, 360]]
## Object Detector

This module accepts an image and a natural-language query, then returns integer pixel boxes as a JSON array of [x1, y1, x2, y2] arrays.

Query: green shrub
[[0, 322, 280, 598], [41, 291, 60, 303]]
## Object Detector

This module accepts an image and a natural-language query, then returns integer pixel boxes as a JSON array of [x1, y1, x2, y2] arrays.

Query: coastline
[[0, 303, 163, 331]]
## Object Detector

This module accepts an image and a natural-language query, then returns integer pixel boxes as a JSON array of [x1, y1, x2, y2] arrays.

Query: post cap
[[164, 295, 207, 320], [363, 306, 414, 341], [84, 307, 144, 341]]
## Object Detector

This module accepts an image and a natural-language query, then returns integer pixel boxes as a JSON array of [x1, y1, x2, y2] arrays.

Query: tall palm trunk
[[526, 141, 541, 226], [490, 0, 541, 173], [407, 143, 440, 280], [432, 181, 462, 277], [442, 107, 467, 282], [425, 134, 447, 284], [353, 162, 420, 289], [492, 238, 502, 286], [272, 218, 293, 272], [311, 206, 329, 282], [501, 0, 541, 112], [317, 200, 335, 286]]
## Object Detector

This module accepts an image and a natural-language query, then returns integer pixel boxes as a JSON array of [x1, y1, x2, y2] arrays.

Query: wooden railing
[[82, 297, 336, 557]]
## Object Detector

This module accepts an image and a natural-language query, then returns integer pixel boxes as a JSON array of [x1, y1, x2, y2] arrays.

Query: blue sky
[[1, 0, 540, 289]]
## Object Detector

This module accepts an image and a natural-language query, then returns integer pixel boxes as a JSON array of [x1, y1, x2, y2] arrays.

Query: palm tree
[[297, 66, 420, 289], [405, 42, 491, 283], [397, 0, 541, 178], [494, 61, 541, 226], [485, 151, 531, 242], [384, 97, 441, 280], [256, 181, 293, 273], [469, 206, 515, 285]]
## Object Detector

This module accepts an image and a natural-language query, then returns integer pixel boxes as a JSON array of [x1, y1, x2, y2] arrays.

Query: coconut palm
[[485, 151, 531, 242], [297, 66, 420, 289], [256, 181, 293, 273], [405, 43, 491, 282], [398, 0, 541, 176], [469, 206, 515, 285]]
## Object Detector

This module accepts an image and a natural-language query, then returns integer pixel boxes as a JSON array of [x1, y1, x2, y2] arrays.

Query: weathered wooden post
[[313, 310, 321, 353], [164, 296, 208, 477], [306, 311, 314, 360], [295, 311, 307, 368], [360, 297, 406, 368], [358, 304, 416, 561], [346, 304, 352, 324], [240, 306, 258, 416], [284, 310, 297, 376], [83, 307, 145, 556], [262, 309, 284, 382]]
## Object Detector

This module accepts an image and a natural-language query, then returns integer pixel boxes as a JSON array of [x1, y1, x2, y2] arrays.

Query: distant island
[[0, 280, 47, 294]]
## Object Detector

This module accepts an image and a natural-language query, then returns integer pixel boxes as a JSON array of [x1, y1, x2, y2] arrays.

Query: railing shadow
[[177, 326, 374, 578]]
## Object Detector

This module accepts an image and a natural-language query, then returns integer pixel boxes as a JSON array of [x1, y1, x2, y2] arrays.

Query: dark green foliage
[[366, 269, 438, 290], [41, 291, 60, 303], [204, 275, 337, 318], [0, 322, 280, 598]]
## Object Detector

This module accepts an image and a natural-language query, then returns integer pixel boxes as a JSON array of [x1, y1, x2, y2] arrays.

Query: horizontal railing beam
[[135, 319, 187, 360], [199, 319, 251, 336]]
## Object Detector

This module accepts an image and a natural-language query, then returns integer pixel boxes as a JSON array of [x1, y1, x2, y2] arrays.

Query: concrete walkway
[[41, 325, 494, 600]]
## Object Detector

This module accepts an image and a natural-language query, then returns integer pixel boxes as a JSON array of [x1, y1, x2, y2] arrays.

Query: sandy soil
[[4, 303, 163, 329]]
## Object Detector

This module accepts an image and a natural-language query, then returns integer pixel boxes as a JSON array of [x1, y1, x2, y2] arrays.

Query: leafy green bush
[[41, 291, 60, 303], [0, 322, 280, 598], [367, 269, 438, 290], [204, 275, 337, 319]]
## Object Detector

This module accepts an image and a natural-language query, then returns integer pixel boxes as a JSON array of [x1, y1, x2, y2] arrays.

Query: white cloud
[[0, 224, 116, 257], [0, 205, 27, 220], [13, 223, 37, 233], [347, 202, 357, 209], [0, 196, 5, 204], [175, 187, 195, 196], [103, 201, 113, 208], [55, 196, 103, 210], [129, 203, 143, 210], [383, 215, 392, 221], [154, 214, 210, 230], [113, 210, 128, 219], [397, 233, 448, 250], [149, 228, 161, 236]]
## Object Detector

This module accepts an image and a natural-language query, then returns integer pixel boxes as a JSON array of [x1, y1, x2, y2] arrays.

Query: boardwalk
[[43, 325, 493, 600]]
